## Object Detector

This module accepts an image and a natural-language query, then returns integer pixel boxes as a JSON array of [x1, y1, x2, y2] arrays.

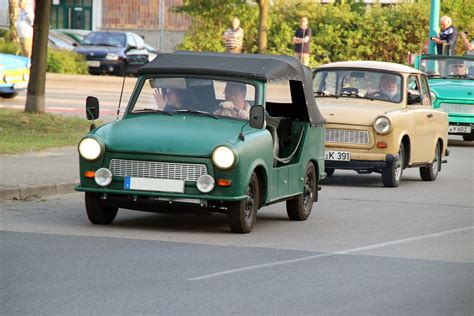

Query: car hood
[[92, 114, 247, 156], [0, 53, 29, 70], [428, 79, 474, 101], [317, 99, 399, 126], [75, 46, 124, 57]]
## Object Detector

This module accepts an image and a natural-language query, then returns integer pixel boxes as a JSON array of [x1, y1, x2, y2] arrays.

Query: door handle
[[427, 113, 433, 118]]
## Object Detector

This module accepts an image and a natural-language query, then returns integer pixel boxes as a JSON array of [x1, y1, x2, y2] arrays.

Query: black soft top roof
[[139, 51, 325, 126]]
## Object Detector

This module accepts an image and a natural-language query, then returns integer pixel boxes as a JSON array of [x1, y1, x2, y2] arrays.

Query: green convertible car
[[415, 54, 474, 141], [76, 52, 326, 233]]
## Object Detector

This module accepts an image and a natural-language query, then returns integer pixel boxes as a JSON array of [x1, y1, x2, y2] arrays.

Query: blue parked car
[[0, 53, 30, 98]]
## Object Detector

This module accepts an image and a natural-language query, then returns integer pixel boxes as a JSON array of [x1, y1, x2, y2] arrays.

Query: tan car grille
[[439, 103, 474, 115], [326, 129, 370, 145], [109, 159, 208, 181]]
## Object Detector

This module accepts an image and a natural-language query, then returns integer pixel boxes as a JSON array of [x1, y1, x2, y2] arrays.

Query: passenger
[[213, 82, 250, 119], [154, 88, 185, 112], [378, 74, 401, 102]]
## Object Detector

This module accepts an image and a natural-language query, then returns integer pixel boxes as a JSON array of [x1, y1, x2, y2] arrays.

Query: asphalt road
[[1, 141, 473, 315]]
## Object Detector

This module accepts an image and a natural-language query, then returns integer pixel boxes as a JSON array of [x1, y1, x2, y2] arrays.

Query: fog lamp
[[94, 168, 112, 186], [196, 174, 215, 193]]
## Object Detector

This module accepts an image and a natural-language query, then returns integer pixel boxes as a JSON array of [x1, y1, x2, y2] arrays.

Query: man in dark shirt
[[292, 16, 312, 66], [432, 16, 458, 55]]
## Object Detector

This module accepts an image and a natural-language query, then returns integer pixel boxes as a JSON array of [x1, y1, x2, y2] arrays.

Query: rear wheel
[[227, 172, 259, 233], [382, 143, 404, 188], [420, 141, 441, 181], [286, 163, 317, 221], [0, 92, 18, 99], [85, 192, 118, 224]]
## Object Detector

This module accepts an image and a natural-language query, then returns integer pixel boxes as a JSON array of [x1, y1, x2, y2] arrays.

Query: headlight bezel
[[373, 115, 393, 135], [78, 137, 104, 161], [212, 146, 237, 170], [105, 53, 119, 61]]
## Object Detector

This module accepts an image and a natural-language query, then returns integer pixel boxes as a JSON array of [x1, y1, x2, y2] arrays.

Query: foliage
[[0, 109, 94, 154], [175, 0, 474, 66], [47, 49, 88, 74]]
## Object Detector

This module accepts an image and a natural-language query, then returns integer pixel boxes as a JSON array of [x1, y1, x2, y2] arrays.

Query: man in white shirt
[[16, 0, 34, 58]]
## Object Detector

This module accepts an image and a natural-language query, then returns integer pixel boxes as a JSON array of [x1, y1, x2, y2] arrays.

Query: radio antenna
[[116, 68, 127, 120]]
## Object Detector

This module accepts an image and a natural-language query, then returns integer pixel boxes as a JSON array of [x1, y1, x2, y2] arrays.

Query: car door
[[407, 74, 433, 163]]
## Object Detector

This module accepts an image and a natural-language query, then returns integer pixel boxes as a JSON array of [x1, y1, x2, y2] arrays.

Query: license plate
[[124, 176, 184, 193], [87, 60, 100, 67], [325, 150, 351, 161], [448, 125, 471, 133]]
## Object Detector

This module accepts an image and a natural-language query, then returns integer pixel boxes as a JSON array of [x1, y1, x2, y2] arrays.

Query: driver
[[451, 63, 466, 76], [213, 82, 250, 119], [379, 74, 401, 101]]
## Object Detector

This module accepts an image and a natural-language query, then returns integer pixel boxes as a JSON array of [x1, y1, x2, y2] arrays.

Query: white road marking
[[188, 226, 474, 281]]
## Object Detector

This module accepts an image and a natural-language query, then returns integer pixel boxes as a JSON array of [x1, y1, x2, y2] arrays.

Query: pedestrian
[[292, 16, 312, 66], [431, 16, 458, 55], [460, 31, 473, 55], [223, 17, 244, 53], [16, 0, 34, 58]]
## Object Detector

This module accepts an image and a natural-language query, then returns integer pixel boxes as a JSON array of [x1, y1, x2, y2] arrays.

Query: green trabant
[[414, 54, 474, 141], [76, 52, 326, 233]]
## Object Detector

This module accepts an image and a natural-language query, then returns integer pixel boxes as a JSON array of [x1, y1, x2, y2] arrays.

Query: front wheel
[[420, 141, 441, 181], [0, 92, 19, 99], [227, 172, 259, 233], [286, 163, 317, 221], [462, 132, 474, 141], [382, 143, 404, 188], [85, 192, 118, 224], [325, 168, 335, 177]]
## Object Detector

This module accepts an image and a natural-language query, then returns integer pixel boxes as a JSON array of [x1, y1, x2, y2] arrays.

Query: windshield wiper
[[427, 74, 447, 79], [95, 43, 119, 47], [175, 109, 218, 119], [134, 108, 172, 115]]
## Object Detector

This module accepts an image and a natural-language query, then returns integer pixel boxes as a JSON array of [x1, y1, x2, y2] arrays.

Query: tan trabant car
[[312, 61, 449, 187]]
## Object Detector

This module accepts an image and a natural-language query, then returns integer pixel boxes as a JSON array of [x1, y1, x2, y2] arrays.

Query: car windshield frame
[[419, 55, 474, 80], [126, 74, 260, 122], [313, 68, 405, 103]]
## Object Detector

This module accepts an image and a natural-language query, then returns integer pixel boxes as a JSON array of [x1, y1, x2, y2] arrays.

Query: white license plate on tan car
[[448, 125, 471, 134], [325, 150, 351, 161]]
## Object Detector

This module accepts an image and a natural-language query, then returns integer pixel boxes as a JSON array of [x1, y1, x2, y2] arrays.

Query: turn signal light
[[377, 142, 388, 148], [217, 179, 232, 187], [84, 171, 95, 178]]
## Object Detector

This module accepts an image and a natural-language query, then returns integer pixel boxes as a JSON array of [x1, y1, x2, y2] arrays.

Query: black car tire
[[420, 141, 441, 181], [325, 168, 335, 177], [0, 92, 19, 99], [227, 172, 259, 233], [85, 192, 118, 225], [382, 143, 404, 188], [286, 163, 317, 221], [462, 132, 474, 141]]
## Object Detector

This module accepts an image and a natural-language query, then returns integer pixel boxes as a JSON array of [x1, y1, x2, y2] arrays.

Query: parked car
[[414, 54, 474, 141], [75, 31, 149, 75], [48, 30, 78, 51], [312, 61, 449, 187], [55, 28, 91, 43], [0, 53, 30, 99], [75, 51, 326, 233]]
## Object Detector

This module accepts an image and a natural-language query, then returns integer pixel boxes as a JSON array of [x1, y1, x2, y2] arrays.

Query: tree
[[256, 0, 269, 53], [25, 0, 51, 114], [8, 0, 18, 42]]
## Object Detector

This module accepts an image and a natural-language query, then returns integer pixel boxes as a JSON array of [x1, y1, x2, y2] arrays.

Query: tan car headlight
[[78, 137, 103, 160], [212, 146, 235, 169], [374, 116, 392, 134]]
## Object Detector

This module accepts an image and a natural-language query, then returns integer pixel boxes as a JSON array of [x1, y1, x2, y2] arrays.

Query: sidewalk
[[0, 147, 79, 202]]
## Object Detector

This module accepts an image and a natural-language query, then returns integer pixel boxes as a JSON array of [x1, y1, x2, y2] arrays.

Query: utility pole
[[159, 0, 165, 51], [428, 0, 439, 54]]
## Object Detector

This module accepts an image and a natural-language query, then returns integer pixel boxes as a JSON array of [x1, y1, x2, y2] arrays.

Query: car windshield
[[419, 57, 474, 79], [313, 69, 403, 103], [80, 32, 126, 47], [131, 77, 256, 121]]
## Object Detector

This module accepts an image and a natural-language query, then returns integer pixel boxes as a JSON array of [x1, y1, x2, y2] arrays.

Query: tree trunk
[[257, 0, 269, 54], [25, 0, 51, 114], [8, 0, 18, 42]]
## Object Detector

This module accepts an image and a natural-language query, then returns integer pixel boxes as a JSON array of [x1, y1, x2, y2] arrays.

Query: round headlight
[[374, 116, 392, 134], [212, 146, 235, 169], [78, 137, 103, 160], [196, 174, 215, 193], [95, 168, 112, 186]]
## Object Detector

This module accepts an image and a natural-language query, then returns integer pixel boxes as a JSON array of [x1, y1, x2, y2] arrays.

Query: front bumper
[[325, 154, 397, 171]]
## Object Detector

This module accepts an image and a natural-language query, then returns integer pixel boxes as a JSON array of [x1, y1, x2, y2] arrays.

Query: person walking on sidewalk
[[292, 16, 312, 66], [223, 17, 244, 53], [16, 0, 35, 58]]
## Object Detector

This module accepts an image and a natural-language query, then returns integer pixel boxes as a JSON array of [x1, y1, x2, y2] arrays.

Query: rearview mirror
[[249, 105, 265, 129], [86, 96, 100, 120], [407, 90, 422, 105]]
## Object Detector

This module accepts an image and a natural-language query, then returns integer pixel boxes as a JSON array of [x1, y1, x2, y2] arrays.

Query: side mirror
[[72, 42, 78, 47], [249, 105, 265, 129], [407, 90, 422, 105], [86, 96, 100, 120]]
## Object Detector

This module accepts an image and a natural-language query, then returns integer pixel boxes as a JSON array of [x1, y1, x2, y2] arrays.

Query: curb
[[0, 182, 79, 202]]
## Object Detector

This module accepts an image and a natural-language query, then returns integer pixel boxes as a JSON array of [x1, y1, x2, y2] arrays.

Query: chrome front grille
[[439, 103, 474, 114], [326, 129, 370, 145], [109, 159, 208, 181]]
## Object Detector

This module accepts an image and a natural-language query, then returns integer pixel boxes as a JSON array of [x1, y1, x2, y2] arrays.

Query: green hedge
[[176, 0, 474, 66]]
